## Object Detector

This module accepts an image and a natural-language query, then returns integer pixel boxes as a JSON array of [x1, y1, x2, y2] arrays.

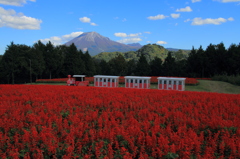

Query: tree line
[[0, 41, 239, 84]]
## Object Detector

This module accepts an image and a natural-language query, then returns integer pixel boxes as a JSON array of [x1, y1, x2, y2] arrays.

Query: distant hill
[[65, 32, 141, 56], [166, 48, 190, 52], [93, 44, 191, 62], [127, 43, 142, 47], [94, 44, 168, 62]]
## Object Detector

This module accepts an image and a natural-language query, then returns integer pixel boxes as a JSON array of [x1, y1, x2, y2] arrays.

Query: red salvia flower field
[[0, 85, 240, 158]]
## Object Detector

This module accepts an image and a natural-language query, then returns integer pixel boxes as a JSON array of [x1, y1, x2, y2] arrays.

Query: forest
[[0, 41, 239, 84]]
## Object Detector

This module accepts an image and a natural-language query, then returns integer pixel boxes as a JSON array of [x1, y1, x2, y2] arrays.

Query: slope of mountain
[[65, 32, 141, 56]]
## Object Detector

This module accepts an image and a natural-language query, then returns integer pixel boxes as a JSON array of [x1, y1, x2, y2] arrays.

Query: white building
[[157, 77, 186, 91], [124, 76, 151, 89], [94, 75, 119, 87]]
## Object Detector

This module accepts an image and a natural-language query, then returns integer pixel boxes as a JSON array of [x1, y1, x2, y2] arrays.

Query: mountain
[[65, 32, 142, 56]]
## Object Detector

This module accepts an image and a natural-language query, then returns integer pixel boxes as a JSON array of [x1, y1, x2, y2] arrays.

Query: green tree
[[135, 53, 151, 76], [1, 42, 31, 83], [175, 59, 188, 77], [204, 43, 217, 77], [108, 54, 127, 76], [215, 42, 227, 75], [227, 43, 240, 75], [126, 59, 136, 75], [43, 41, 60, 79], [99, 60, 112, 75], [62, 43, 85, 76], [196, 46, 206, 78], [83, 50, 96, 76], [187, 46, 203, 77], [150, 57, 163, 76], [162, 52, 176, 76], [54, 45, 68, 77], [31, 41, 46, 79], [174, 50, 188, 61]]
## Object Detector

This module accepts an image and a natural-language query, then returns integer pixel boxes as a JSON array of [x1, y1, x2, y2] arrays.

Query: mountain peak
[[65, 32, 141, 56], [76, 31, 104, 42]]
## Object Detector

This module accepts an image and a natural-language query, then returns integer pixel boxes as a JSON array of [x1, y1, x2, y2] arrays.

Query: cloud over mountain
[[39, 32, 84, 45]]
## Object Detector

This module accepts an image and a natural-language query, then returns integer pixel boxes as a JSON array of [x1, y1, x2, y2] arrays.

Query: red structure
[[67, 75, 89, 86]]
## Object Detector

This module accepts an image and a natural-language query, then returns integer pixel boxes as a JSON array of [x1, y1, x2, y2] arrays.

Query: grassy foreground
[[31, 80, 240, 94]]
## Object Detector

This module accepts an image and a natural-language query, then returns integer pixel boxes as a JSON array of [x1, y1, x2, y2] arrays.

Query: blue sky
[[0, 0, 239, 55]]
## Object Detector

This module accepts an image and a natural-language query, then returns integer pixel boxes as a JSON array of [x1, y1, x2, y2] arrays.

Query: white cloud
[[176, 6, 192, 12], [156, 41, 167, 45], [115, 32, 142, 43], [117, 38, 142, 43], [114, 32, 141, 38], [192, 0, 201, 2], [214, 0, 240, 2], [144, 31, 151, 34], [184, 19, 191, 22], [39, 36, 62, 45], [79, 16, 98, 26], [62, 31, 83, 41], [90, 22, 97, 26], [0, 7, 42, 29], [147, 14, 168, 20], [171, 13, 180, 19], [228, 17, 234, 21], [39, 31, 83, 45], [0, 0, 36, 6], [79, 17, 91, 23], [191, 17, 234, 25], [114, 33, 127, 37], [129, 33, 142, 37]]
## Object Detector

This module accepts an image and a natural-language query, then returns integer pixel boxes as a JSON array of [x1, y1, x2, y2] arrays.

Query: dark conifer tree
[[126, 59, 136, 75], [150, 57, 163, 76], [108, 54, 127, 76], [83, 50, 96, 76], [162, 52, 176, 76], [62, 43, 85, 76], [135, 53, 151, 76]]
